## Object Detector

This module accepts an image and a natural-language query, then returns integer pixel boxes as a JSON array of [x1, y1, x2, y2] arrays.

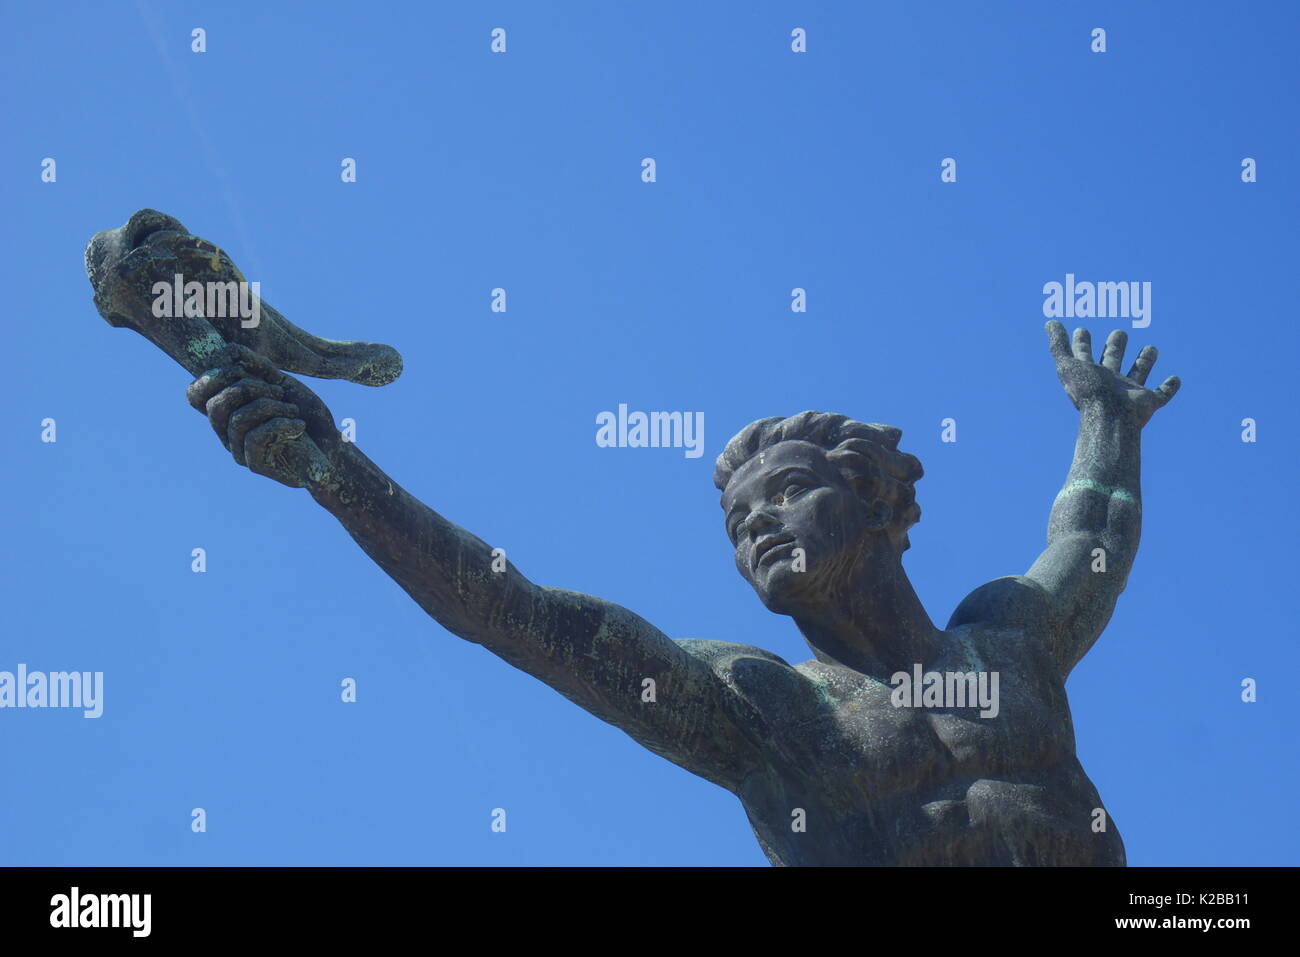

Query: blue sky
[[3, 0, 1296, 866]]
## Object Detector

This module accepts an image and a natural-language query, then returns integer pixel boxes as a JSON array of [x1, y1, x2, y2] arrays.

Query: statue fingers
[[273, 371, 335, 432], [203, 380, 287, 452], [227, 399, 302, 468], [188, 366, 277, 414], [187, 344, 284, 413], [1154, 375, 1181, 405], [243, 417, 313, 488], [1045, 320, 1072, 363], [1071, 327, 1093, 363], [1101, 330, 1127, 372], [1127, 345, 1157, 385]]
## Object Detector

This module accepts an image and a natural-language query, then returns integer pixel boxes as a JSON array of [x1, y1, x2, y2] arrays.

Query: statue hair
[[713, 411, 923, 552]]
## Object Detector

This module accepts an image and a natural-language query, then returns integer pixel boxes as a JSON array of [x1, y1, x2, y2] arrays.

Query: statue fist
[[187, 343, 338, 488]]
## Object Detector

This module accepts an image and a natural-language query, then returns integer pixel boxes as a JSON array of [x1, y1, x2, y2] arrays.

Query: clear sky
[[3, 0, 1296, 866]]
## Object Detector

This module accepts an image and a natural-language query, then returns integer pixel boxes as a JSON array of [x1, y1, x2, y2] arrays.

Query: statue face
[[721, 440, 876, 614]]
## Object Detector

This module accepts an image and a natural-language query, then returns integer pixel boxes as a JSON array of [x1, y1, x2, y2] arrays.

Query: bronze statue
[[87, 209, 1181, 865]]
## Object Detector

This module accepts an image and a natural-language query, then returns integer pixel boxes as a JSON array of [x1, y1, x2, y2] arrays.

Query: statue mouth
[[85, 208, 403, 386], [753, 534, 797, 568]]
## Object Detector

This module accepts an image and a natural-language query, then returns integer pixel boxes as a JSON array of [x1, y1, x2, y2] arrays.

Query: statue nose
[[747, 509, 782, 535]]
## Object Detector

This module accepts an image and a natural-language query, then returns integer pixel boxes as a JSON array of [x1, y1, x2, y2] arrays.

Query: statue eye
[[783, 483, 808, 500], [728, 515, 746, 542]]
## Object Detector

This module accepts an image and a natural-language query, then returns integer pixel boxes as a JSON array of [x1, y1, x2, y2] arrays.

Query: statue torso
[[682, 624, 1126, 866]]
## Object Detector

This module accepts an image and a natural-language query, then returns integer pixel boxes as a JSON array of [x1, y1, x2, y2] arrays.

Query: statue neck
[[793, 550, 940, 679]]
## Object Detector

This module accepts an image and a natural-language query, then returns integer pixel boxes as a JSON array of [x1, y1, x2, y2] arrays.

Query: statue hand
[[187, 344, 339, 489], [1045, 321, 1180, 428]]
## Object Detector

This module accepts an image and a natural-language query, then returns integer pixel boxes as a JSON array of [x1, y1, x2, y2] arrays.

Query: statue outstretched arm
[[1024, 322, 1180, 676], [186, 344, 765, 792]]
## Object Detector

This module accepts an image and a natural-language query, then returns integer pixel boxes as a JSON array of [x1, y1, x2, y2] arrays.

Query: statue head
[[715, 412, 923, 616]]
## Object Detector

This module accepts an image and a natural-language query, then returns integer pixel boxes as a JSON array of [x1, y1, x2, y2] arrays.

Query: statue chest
[[722, 646, 1075, 798], [724, 654, 1083, 865]]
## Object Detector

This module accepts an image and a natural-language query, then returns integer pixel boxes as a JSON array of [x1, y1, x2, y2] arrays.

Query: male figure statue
[[181, 320, 1176, 865], [87, 208, 1180, 866]]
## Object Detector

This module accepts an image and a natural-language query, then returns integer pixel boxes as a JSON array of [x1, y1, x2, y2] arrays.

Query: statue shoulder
[[675, 639, 823, 711], [947, 575, 1053, 631]]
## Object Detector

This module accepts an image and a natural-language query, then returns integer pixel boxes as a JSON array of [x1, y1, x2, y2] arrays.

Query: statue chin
[[750, 558, 823, 616], [748, 535, 879, 618]]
